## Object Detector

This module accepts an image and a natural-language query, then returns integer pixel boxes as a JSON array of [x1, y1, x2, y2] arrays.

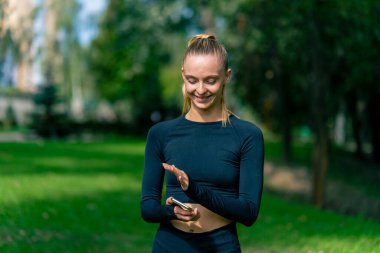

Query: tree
[[308, 0, 330, 208], [222, 0, 310, 164], [89, 0, 192, 130], [340, 1, 380, 163], [30, 84, 71, 138], [221, 0, 380, 206], [41, 0, 85, 119], [0, 0, 35, 91]]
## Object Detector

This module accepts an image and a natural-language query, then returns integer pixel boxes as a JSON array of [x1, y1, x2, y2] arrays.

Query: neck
[[186, 106, 223, 122]]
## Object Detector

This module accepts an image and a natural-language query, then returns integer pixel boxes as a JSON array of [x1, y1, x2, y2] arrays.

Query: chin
[[194, 104, 212, 110], [191, 98, 216, 110]]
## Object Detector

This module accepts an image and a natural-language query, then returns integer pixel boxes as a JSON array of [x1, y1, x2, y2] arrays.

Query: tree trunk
[[17, 40, 32, 92], [273, 56, 293, 164], [280, 74, 292, 164], [368, 88, 380, 163], [311, 110, 329, 208], [310, 63, 329, 208], [310, 0, 329, 208]]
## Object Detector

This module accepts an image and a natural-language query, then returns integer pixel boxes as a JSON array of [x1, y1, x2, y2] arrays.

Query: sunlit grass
[[0, 174, 141, 205], [240, 193, 380, 253], [0, 139, 379, 252]]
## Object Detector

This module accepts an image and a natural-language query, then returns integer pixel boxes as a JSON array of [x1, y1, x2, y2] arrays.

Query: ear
[[181, 67, 186, 80], [225, 68, 232, 83]]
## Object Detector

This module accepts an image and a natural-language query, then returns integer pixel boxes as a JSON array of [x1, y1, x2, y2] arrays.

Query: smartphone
[[171, 197, 193, 211]]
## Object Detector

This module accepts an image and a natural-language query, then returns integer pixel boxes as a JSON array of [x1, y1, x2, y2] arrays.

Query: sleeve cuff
[[184, 175, 198, 200], [164, 204, 177, 220]]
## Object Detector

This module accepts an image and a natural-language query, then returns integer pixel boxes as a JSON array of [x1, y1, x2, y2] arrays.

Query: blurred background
[[1, 0, 379, 252]]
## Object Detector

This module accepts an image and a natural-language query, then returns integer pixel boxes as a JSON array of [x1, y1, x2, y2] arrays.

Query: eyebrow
[[184, 75, 219, 79]]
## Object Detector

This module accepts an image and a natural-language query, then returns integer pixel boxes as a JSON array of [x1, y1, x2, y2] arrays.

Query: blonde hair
[[182, 34, 231, 127]]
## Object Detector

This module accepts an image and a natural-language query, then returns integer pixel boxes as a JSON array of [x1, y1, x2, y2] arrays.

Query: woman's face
[[182, 54, 231, 112]]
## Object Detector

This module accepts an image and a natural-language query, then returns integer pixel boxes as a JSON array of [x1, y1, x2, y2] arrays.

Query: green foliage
[[0, 139, 379, 252], [89, 0, 174, 126], [220, 0, 379, 125], [29, 85, 71, 138], [33, 85, 58, 107], [3, 103, 17, 129], [0, 87, 32, 97], [221, 1, 310, 129]]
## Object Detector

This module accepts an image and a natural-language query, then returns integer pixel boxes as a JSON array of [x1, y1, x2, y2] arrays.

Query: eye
[[187, 78, 197, 84], [205, 78, 217, 84]]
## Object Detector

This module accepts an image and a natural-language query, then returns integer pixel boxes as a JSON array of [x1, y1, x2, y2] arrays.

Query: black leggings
[[151, 221, 241, 253]]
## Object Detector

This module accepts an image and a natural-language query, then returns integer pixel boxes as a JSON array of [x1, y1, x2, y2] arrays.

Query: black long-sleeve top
[[140, 115, 264, 226]]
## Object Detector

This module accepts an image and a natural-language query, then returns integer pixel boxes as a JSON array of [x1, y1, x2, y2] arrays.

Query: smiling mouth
[[194, 95, 212, 102]]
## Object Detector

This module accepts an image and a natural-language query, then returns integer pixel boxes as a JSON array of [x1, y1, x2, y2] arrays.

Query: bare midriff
[[170, 203, 232, 233]]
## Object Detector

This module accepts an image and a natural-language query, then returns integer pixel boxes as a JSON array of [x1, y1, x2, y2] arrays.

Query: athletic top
[[140, 114, 264, 226]]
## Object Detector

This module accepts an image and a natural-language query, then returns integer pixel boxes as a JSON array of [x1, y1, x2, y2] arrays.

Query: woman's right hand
[[162, 163, 189, 191], [166, 197, 200, 222]]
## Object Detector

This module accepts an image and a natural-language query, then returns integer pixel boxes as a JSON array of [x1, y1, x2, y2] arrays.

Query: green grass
[[0, 139, 379, 253]]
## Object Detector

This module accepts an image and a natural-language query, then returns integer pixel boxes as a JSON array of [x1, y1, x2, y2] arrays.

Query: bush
[[29, 85, 72, 138]]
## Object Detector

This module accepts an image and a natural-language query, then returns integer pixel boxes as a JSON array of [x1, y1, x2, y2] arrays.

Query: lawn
[[0, 138, 379, 253]]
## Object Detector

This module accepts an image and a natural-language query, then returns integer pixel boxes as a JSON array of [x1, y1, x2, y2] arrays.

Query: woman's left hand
[[166, 197, 200, 222], [162, 163, 189, 191]]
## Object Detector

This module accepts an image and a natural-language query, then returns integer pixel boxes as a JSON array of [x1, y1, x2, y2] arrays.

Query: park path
[[0, 132, 29, 142], [264, 161, 380, 221]]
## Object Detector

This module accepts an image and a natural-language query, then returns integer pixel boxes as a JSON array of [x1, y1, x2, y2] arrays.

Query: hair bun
[[187, 34, 216, 47]]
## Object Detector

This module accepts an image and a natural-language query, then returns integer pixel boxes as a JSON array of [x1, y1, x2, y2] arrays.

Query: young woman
[[141, 34, 264, 253]]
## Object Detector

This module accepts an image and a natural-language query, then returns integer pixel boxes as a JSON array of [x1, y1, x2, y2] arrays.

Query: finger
[[190, 208, 197, 216], [191, 208, 200, 221], [175, 209, 194, 221], [176, 214, 193, 222], [166, 197, 174, 205], [170, 165, 182, 178], [163, 163, 182, 177], [162, 163, 172, 171], [174, 206, 193, 216], [162, 163, 176, 174]]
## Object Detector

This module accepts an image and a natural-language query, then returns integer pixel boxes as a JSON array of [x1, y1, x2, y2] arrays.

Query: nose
[[196, 82, 207, 95]]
